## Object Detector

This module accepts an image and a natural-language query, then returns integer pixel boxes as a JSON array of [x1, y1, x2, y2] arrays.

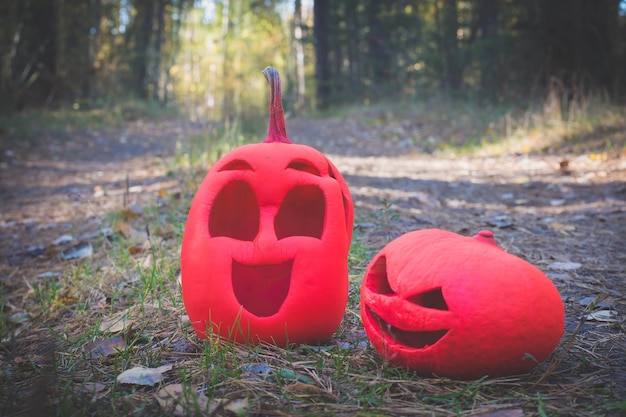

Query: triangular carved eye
[[407, 288, 448, 311], [365, 256, 394, 295]]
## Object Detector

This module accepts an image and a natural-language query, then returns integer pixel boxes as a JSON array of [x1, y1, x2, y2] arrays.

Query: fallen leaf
[[84, 335, 126, 359], [141, 253, 154, 269], [485, 216, 515, 229], [9, 311, 29, 324], [550, 199, 566, 206], [411, 191, 439, 207], [113, 220, 136, 237], [128, 245, 144, 255], [37, 271, 62, 279], [154, 223, 175, 238], [60, 242, 93, 260], [93, 185, 105, 198], [155, 383, 213, 416], [120, 208, 140, 220], [223, 397, 249, 416], [586, 310, 618, 323], [548, 261, 581, 271], [52, 234, 74, 245], [79, 382, 107, 394], [117, 364, 172, 386], [25, 245, 45, 257], [100, 308, 136, 333], [578, 296, 613, 309], [244, 363, 272, 376], [88, 288, 108, 309], [550, 222, 576, 232], [154, 383, 186, 412], [546, 272, 572, 282]]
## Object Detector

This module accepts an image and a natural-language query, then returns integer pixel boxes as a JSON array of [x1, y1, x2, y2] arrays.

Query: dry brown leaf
[[120, 208, 140, 220], [84, 335, 126, 359], [99, 308, 136, 333], [154, 223, 175, 238], [113, 220, 136, 237], [88, 287, 107, 309], [154, 383, 185, 413], [222, 397, 249, 416], [156, 384, 249, 417], [141, 253, 154, 269], [128, 245, 144, 255], [550, 222, 576, 232]]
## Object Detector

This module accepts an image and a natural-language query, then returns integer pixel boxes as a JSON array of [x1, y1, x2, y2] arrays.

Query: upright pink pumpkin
[[181, 67, 353, 346], [360, 229, 564, 379]]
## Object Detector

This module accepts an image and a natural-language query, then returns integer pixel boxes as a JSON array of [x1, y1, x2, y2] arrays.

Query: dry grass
[[1, 96, 625, 416], [2, 174, 624, 417]]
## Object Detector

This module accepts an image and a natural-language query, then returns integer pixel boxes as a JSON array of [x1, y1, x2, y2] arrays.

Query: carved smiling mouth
[[365, 307, 449, 349], [232, 260, 293, 317]]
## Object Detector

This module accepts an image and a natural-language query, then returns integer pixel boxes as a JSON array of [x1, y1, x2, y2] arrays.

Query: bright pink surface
[[360, 228, 565, 379], [182, 143, 353, 346]]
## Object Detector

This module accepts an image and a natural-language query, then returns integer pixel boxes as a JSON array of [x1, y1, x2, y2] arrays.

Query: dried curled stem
[[262, 66, 290, 144]]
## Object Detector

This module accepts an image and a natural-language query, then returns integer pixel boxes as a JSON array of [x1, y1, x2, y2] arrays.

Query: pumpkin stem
[[262, 66, 291, 144]]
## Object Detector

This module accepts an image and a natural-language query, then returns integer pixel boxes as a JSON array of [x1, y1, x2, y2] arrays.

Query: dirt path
[[0, 119, 202, 305], [1, 116, 625, 403], [289, 117, 626, 398]]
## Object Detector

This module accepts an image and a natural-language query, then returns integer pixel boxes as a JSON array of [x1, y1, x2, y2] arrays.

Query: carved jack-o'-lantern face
[[360, 229, 564, 380], [181, 68, 354, 346]]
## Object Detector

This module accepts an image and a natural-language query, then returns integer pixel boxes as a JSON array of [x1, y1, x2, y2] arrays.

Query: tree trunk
[[438, 0, 462, 91], [367, 0, 392, 90], [293, 0, 306, 110], [13, 0, 59, 110], [134, 0, 155, 99], [314, 0, 330, 109], [345, 0, 360, 89], [220, 0, 233, 123], [478, 0, 498, 99], [151, 0, 166, 102], [0, 0, 21, 112]]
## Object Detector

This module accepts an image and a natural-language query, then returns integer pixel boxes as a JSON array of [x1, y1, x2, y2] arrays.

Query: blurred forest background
[[1, 0, 625, 126]]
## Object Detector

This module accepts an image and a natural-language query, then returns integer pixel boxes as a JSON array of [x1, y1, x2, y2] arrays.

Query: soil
[[1, 116, 625, 410], [1, 120, 196, 273]]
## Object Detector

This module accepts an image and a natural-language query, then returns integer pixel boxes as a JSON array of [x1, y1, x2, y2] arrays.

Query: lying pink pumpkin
[[181, 67, 353, 346], [360, 229, 564, 379]]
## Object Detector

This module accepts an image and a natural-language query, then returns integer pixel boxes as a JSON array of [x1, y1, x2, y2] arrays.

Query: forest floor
[[0, 113, 625, 416]]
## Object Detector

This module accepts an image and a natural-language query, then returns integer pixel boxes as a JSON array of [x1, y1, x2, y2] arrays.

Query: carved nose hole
[[275, 185, 325, 239], [365, 256, 394, 295], [209, 181, 259, 241], [407, 288, 448, 310]]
